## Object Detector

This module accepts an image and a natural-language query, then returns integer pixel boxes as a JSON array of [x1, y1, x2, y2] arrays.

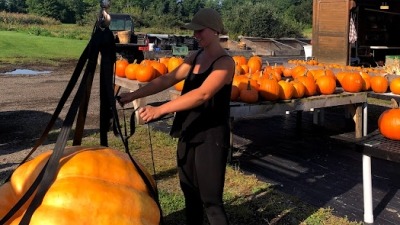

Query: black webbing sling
[[0, 22, 163, 225]]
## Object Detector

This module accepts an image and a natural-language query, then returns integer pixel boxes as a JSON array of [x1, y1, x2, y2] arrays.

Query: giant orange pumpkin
[[378, 100, 400, 140], [0, 146, 160, 225]]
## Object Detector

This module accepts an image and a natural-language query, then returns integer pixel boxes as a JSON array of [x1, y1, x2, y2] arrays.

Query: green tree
[[0, 0, 27, 12], [223, 2, 303, 39], [26, 0, 62, 20]]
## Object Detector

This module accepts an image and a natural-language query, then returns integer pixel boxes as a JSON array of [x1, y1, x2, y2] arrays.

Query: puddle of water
[[4, 69, 51, 75]]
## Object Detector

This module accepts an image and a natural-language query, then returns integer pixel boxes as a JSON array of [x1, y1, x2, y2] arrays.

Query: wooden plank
[[229, 91, 367, 120], [313, 0, 350, 65], [114, 76, 147, 90], [368, 92, 400, 103]]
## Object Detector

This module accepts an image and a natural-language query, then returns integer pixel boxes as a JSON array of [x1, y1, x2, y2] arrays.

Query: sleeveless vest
[[170, 50, 233, 147]]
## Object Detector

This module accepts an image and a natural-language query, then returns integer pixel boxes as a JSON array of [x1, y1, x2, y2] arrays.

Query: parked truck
[[108, 13, 148, 63]]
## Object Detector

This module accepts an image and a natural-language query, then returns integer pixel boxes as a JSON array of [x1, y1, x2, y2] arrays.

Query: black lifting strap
[[0, 30, 94, 225], [0, 26, 163, 225]]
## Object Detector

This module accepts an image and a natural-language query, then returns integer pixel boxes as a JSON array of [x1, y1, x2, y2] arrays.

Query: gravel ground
[[0, 61, 171, 182]]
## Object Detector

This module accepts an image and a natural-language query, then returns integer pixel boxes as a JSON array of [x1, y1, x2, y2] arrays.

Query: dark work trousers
[[177, 139, 229, 225]]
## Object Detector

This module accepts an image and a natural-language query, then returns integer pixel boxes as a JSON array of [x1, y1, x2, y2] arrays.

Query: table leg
[[354, 103, 363, 138], [363, 154, 374, 224], [131, 95, 146, 125], [363, 102, 368, 136]]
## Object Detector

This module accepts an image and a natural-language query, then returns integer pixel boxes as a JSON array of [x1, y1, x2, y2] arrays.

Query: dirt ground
[[0, 61, 171, 182]]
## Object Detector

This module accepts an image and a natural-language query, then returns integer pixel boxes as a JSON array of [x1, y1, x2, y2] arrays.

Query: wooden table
[[169, 88, 368, 138], [353, 131, 400, 224], [368, 91, 400, 102], [362, 91, 400, 224], [115, 76, 368, 136]]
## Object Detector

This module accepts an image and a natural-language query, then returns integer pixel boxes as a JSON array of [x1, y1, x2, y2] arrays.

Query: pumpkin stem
[[246, 80, 252, 90], [390, 98, 399, 109]]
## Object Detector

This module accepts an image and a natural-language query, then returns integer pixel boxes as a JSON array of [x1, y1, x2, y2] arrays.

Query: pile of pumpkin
[[114, 57, 184, 82], [231, 55, 400, 104], [115, 56, 185, 91]]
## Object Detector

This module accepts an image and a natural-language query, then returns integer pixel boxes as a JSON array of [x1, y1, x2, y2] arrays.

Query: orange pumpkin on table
[[174, 80, 185, 91], [316, 75, 336, 95], [370, 75, 389, 93], [125, 63, 140, 80], [136, 64, 155, 82], [378, 99, 400, 140], [258, 76, 280, 101], [341, 72, 363, 93], [239, 80, 259, 103], [290, 80, 306, 99], [278, 79, 294, 100], [115, 58, 129, 77], [0, 146, 160, 225], [297, 76, 317, 97], [390, 77, 400, 95]]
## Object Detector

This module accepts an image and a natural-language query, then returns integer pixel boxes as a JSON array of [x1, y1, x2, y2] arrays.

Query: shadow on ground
[[230, 105, 400, 224], [0, 110, 100, 181]]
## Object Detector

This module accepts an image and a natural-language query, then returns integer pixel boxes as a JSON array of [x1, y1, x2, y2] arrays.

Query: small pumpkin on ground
[[0, 146, 160, 225]]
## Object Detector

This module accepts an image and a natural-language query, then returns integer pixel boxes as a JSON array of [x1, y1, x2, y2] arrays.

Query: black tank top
[[170, 50, 234, 147]]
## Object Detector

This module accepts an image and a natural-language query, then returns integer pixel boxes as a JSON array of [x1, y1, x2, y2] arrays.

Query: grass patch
[[0, 31, 88, 65]]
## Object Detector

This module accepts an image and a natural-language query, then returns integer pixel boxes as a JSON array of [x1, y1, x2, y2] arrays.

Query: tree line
[[0, 0, 312, 38]]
